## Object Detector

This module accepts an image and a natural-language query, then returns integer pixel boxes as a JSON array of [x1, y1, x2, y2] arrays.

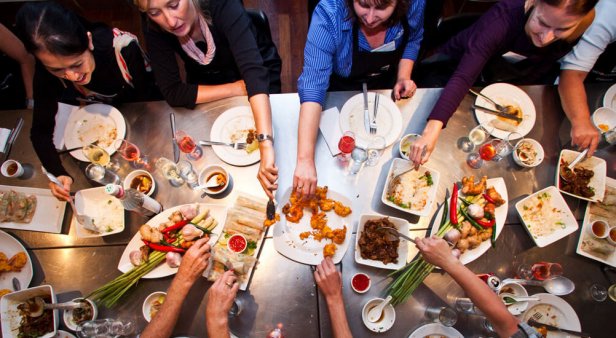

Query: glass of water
[[345, 147, 367, 175], [228, 297, 244, 318], [424, 306, 457, 327], [458, 124, 493, 152], [176, 160, 199, 189], [155, 157, 184, 187], [85, 164, 121, 185], [365, 136, 386, 167]]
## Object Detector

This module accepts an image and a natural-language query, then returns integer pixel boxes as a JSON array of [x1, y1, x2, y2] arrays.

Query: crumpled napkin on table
[[0, 128, 11, 152], [53, 103, 79, 150], [319, 107, 343, 156]]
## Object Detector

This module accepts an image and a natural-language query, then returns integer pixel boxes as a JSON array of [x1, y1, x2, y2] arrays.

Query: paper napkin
[[319, 107, 343, 156], [53, 103, 79, 149], [0, 128, 11, 152]]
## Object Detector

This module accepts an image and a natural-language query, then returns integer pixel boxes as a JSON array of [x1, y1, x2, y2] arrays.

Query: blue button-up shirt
[[298, 0, 425, 105]]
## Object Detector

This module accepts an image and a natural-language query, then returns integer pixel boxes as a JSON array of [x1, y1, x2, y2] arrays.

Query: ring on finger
[[225, 281, 234, 287]]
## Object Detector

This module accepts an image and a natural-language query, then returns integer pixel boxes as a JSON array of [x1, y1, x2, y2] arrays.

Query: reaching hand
[[410, 120, 443, 167], [176, 237, 211, 286], [257, 143, 278, 199], [50, 175, 73, 202], [293, 158, 317, 197], [314, 257, 343, 301], [415, 236, 459, 270], [206, 270, 240, 318], [392, 79, 417, 101], [571, 119, 600, 156]]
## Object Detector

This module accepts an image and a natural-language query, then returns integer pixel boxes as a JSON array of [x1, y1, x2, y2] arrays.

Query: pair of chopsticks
[[2, 117, 24, 162]]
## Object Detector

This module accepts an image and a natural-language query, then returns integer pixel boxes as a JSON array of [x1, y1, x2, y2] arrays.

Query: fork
[[369, 93, 379, 134], [469, 89, 508, 113], [199, 140, 247, 150], [528, 314, 591, 338]]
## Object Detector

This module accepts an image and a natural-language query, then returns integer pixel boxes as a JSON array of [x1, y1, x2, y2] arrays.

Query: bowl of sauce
[[398, 134, 421, 160], [63, 298, 97, 331], [351, 273, 371, 293], [361, 297, 396, 333], [198, 165, 230, 195], [589, 220, 609, 240], [227, 234, 247, 253], [123, 170, 155, 196], [607, 226, 616, 246]]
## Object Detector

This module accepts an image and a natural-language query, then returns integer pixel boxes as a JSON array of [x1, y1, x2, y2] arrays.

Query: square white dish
[[515, 186, 578, 247], [555, 149, 606, 202], [74, 187, 124, 237], [1, 285, 58, 338], [355, 214, 408, 270], [381, 158, 440, 217], [0, 184, 66, 233]]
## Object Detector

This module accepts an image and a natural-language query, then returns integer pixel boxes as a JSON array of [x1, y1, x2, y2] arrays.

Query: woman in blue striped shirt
[[294, 0, 425, 196]]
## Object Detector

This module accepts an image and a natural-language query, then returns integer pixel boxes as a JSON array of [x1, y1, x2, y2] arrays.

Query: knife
[[3, 117, 24, 162], [527, 318, 590, 338], [362, 82, 370, 134], [170, 113, 180, 163], [472, 104, 523, 123]]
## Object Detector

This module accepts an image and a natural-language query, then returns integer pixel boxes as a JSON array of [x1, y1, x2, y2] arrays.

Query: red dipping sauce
[[228, 234, 247, 253], [351, 273, 371, 293]]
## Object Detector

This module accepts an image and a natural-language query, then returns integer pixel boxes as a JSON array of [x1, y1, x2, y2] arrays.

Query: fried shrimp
[[333, 201, 352, 217], [318, 198, 335, 211], [310, 212, 327, 230], [462, 175, 487, 195], [8, 252, 27, 271], [323, 243, 337, 257]]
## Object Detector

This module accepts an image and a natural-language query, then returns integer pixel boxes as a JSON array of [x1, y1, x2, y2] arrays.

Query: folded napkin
[[0, 128, 11, 153], [319, 107, 343, 156], [53, 103, 79, 150]]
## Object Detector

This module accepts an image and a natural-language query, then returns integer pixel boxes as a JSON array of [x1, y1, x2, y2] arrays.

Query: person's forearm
[[20, 54, 35, 100], [140, 276, 192, 338], [249, 94, 273, 136], [206, 311, 230, 338], [326, 296, 353, 338], [444, 261, 518, 337], [297, 102, 322, 163], [559, 70, 591, 124], [397, 59, 414, 81], [195, 82, 245, 104]]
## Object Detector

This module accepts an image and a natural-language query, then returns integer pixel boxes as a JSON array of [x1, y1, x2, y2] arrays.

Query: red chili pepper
[[450, 183, 459, 225], [161, 219, 189, 234], [475, 218, 495, 228], [142, 240, 186, 253], [483, 193, 496, 205]]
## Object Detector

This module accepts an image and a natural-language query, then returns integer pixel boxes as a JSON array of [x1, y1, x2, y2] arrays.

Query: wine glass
[[155, 157, 184, 187], [82, 144, 119, 171], [590, 283, 608, 302], [338, 131, 355, 158], [365, 136, 386, 166], [467, 139, 496, 169], [458, 124, 493, 153], [531, 262, 563, 280], [114, 139, 148, 169], [492, 131, 522, 162], [175, 130, 203, 160]]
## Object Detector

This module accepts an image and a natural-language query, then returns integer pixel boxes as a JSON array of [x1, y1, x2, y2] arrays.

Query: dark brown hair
[[540, 0, 598, 15], [345, 0, 410, 28]]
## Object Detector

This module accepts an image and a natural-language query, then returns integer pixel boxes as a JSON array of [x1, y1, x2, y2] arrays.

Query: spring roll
[[228, 209, 264, 231], [212, 247, 257, 274], [236, 192, 267, 213], [225, 221, 262, 238]]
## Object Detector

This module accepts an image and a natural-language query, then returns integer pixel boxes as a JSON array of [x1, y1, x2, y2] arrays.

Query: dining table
[[0, 82, 614, 338]]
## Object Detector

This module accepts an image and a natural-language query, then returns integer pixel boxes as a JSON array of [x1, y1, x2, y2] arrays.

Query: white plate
[[118, 203, 226, 278], [273, 187, 353, 265], [355, 214, 408, 270], [209, 106, 260, 166], [0, 230, 33, 292], [555, 149, 606, 202], [521, 293, 581, 337], [339, 93, 402, 148], [603, 83, 616, 110], [1, 285, 58, 338], [576, 177, 616, 267], [407, 322, 463, 338], [474, 83, 536, 139], [55, 330, 76, 338], [74, 187, 124, 238], [63, 103, 126, 162], [381, 158, 440, 217], [515, 186, 578, 248], [0, 185, 67, 233], [431, 178, 508, 265]]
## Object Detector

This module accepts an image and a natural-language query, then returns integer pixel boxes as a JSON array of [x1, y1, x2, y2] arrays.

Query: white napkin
[[53, 103, 79, 150], [319, 107, 343, 156], [0, 128, 11, 152]]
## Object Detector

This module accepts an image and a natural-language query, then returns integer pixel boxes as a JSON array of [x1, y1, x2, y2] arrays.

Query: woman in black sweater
[[137, 0, 282, 199], [16, 2, 160, 201]]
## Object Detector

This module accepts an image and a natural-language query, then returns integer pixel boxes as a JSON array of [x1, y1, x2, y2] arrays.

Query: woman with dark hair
[[294, 0, 425, 196], [16, 2, 160, 201], [135, 0, 282, 200], [408, 0, 598, 166]]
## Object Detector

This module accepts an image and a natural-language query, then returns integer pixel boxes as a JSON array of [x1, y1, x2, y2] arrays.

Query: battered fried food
[[333, 201, 352, 217], [485, 187, 505, 206], [323, 243, 337, 257], [318, 199, 335, 211], [8, 252, 27, 271], [263, 213, 280, 227], [462, 175, 487, 195], [332, 226, 347, 245], [0, 289, 11, 297], [310, 212, 327, 230]]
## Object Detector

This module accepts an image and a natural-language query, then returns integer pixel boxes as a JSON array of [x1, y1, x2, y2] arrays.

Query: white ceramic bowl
[[361, 297, 395, 333], [588, 220, 609, 240], [350, 273, 371, 294], [62, 298, 97, 331], [227, 234, 247, 253], [355, 214, 409, 270], [608, 227, 616, 246], [556, 149, 606, 202], [1, 285, 58, 338], [512, 138, 544, 168], [381, 158, 440, 217], [142, 291, 167, 322], [398, 133, 421, 160], [123, 169, 155, 196], [198, 165, 230, 195], [592, 107, 616, 133], [498, 282, 529, 315]]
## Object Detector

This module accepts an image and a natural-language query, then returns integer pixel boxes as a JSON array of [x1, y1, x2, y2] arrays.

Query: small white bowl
[[123, 169, 155, 196], [588, 220, 609, 240], [592, 107, 616, 133], [512, 138, 544, 168], [350, 273, 371, 294], [398, 133, 421, 160], [62, 298, 97, 331], [498, 282, 529, 315], [198, 165, 230, 195], [607, 227, 616, 246], [227, 234, 247, 253], [142, 291, 167, 322], [361, 297, 395, 333], [0, 285, 58, 338]]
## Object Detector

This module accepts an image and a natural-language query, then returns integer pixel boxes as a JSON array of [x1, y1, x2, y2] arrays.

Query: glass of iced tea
[[175, 130, 203, 160]]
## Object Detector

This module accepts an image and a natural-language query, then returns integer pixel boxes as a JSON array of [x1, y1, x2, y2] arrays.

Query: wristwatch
[[257, 133, 274, 144]]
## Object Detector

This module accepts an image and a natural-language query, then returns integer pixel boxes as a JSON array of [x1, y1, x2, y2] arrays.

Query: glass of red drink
[[338, 131, 355, 157], [114, 139, 148, 169], [531, 262, 563, 280], [175, 130, 203, 160]]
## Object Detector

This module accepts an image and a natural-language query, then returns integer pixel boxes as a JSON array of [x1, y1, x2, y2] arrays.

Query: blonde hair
[[133, 0, 211, 24]]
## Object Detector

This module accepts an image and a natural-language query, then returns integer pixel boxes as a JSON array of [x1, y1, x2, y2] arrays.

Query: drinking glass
[[338, 131, 355, 158], [76, 319, 134, 338], [175, 130, 203, 160], [345, 147, 367, 175], [516, 263, 534, 280], [114, 139, 148, 169], [453, 297, 483, 315], [609, 283, 616, 301], [492, 131, 522, 162], [85, 163, 121, 185], [590, 283, 608, 302], [531, 262, 563, 280], [155, 157, 184, 187], [424, 306, 457, 327], [458, 124, 493, 153], [176, 160, 199, 189], [365, 136, 386, 166], [83, 144, 119, 171], [228, 297, 244, 318]]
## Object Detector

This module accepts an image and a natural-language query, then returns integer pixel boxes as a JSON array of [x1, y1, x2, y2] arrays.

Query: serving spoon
[[499, 293, 540, 305], [377, 226, 416, 244], [559, 148, 588, 182], [23, 297, 87, 317], [500, 276, 575, 296]]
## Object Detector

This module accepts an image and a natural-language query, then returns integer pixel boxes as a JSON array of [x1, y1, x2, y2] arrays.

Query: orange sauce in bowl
[[206, 172, 227, 192]]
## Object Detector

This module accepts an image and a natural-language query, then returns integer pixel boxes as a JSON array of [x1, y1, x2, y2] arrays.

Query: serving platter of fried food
[[0, 230, 32, 295], [273, 186, 352, 265]]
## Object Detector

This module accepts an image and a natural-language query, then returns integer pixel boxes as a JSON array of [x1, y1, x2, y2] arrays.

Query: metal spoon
[[24, 297, 87, 317], [559, 148, 589, 182], [367, 295, 392, 322], [376, 226, 416, 244], [500, 276, 575, 296], [12, 277, 21, 291], [499, 293, 540, 305]]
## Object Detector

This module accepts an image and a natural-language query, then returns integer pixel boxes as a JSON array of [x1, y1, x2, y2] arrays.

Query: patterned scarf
[[179, 14, 216, 65]]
